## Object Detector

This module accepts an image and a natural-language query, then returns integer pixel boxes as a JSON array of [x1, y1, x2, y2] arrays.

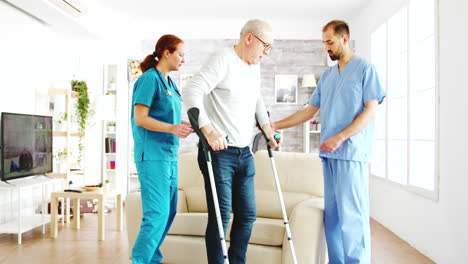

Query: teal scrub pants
[[132, 160, 178, 264], [322, 158, 371, 264]]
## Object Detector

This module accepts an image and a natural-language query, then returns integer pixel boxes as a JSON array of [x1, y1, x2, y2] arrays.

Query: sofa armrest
[[282, 197, 326, 264]]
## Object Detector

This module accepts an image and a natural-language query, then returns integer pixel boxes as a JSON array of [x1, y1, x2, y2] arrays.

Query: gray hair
[[240, 19, 268, 38]]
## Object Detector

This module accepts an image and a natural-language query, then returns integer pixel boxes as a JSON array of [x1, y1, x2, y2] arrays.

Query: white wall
[[0, 1, 126, 219], [351, 0, 468, 263]]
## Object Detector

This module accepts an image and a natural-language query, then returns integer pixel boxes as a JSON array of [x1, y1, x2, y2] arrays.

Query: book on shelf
[[105, 137, 116, 153]]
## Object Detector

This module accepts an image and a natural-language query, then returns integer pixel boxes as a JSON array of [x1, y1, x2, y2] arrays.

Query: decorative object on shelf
[[71, 80, 90, 165], [310, 120, 321, 131], [53, 112, 68, 131], [275, 74, 298, 104], [54, 148, 68, 173], [105, 64, 118, 92], [301, 74, 317, 88], [82, 185, 100, 192], [100, 179, 111, 191], [107, 121, 116, 133], [108, 78, 116, 91], [109, 160, 116, 170]]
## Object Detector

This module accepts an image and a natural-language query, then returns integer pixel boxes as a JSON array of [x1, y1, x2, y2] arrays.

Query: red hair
[[140, 34, 184, 73]]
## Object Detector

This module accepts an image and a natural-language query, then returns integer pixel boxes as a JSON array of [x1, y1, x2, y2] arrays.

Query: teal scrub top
[[131, 68, 182, 162], [309, 56, 386, 162]]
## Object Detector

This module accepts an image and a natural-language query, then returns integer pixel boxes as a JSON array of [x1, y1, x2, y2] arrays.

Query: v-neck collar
[[336, 56, 358, 76], [154, 68, 181, 97], [155, 68, 172, 90]]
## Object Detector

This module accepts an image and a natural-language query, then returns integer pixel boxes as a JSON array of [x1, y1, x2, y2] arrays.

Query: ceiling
[[94, 0, 371, 20], [1, 0, 372, 40], [85, 0, 371, 39]]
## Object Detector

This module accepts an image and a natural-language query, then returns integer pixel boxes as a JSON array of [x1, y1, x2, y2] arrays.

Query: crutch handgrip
[[255, 115, 281, 157], [188, 107, 212, 161]]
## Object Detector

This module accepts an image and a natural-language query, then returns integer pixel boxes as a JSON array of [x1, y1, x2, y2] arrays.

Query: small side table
[[49, 189, 122, 241]]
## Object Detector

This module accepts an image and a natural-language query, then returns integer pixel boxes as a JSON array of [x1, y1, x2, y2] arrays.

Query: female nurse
[[131, 34, 193, 264]]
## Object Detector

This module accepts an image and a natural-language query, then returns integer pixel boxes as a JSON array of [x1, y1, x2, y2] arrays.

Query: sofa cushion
[[184, 187, 207, 212], [161, 235, 282, 264], [178, 152, 204, 189], [169, 213, 285, 246], [254, 150, 324, 197], [256, 190, 314, 219]]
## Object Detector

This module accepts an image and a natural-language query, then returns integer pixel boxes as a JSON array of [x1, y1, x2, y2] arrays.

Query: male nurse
[[273, 20, 386, 264]]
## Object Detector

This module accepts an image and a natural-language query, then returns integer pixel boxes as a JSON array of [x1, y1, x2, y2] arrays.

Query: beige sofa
[[126, 150, 326, 264]]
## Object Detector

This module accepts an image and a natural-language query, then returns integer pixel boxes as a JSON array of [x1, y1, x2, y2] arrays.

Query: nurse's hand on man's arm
[[170, 123, 193, 138], [181, 120, 192, 128]]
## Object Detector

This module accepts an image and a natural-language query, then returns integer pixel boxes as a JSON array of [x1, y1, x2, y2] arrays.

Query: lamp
[[301, 74, 317, 88]]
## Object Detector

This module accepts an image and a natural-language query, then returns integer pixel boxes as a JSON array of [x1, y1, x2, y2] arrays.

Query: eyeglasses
[[252, 34, 272, 52]]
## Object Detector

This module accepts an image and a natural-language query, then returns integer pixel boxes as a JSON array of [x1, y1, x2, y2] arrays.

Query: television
[[1, 112, 53, 181]]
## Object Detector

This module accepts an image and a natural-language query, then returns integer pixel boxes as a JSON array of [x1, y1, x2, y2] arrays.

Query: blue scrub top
[[131, 68, 182, 162], [309, 56, 386, 162]]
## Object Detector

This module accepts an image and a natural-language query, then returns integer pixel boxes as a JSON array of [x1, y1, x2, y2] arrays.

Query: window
[[370, 0, 438, 198]]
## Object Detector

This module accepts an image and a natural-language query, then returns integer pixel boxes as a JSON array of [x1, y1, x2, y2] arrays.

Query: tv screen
[[1, 112, 53, 181]]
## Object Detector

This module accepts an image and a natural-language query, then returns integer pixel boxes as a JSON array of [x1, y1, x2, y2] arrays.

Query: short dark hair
[[323, 20, 350, 38]]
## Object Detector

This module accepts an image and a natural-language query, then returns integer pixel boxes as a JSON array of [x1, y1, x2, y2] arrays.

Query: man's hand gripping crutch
[[188, 107, 230, 264]]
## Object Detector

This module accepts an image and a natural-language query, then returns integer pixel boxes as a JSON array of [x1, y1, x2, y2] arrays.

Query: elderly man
[[273, 20, 386, 264], [183, 19, 278, 264]]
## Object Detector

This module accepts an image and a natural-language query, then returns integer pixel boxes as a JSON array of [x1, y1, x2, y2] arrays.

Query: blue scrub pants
[[132, 160, 178, 264], [322, 158, 371, 264]]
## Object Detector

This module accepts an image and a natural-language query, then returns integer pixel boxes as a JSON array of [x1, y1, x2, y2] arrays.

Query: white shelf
[[0, 176, 62, 188], [105, 153, 116, 156], [0, 215, 50, 234], [304, 121, 321, 153]]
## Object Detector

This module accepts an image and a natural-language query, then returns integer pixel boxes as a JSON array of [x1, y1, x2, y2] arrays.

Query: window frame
[[369, 0, 440, 201]]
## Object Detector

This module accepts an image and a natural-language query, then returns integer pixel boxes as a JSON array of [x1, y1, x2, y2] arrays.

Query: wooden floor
[[0, 211, 435, 264]]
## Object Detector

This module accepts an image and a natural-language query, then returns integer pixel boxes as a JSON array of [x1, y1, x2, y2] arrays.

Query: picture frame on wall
[[127, 59, 143, 81], [275, 74, 298, 104]]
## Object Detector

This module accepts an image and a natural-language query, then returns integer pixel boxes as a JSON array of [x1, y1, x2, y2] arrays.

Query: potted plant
[[108, 78, 116, 91], [54, 148, 68, 173], [71, 80, 90, 165], [55, 112, 68, 131], [99, 179, 111, 192], [107, 121, 116, 133]]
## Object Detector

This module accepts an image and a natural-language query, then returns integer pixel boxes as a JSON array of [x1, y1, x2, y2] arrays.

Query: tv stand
[[0, 176, 63, 244]]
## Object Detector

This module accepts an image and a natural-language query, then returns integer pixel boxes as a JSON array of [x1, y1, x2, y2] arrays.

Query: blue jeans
[[198, 145, 257, 264]]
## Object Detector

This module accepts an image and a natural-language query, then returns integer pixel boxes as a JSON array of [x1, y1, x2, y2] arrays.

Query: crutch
[[188, 107, 230, 264], [256, 115, 298, 264]]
